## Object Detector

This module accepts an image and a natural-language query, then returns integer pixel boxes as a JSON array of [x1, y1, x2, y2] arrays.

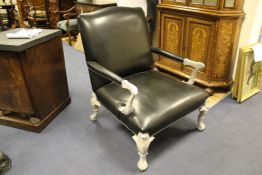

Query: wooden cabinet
[[155, 0, 245, 88]]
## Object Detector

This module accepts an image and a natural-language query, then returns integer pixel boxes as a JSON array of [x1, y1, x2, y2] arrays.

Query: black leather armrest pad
[[151, 47, 184, 62], [87, 61, 123, 84]]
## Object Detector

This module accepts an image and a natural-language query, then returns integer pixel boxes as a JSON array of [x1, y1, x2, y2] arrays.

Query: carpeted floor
[[1, 43, 262, 175]]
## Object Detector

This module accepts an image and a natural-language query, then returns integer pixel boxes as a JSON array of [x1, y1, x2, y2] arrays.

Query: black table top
[[0, 29, 61, 52]]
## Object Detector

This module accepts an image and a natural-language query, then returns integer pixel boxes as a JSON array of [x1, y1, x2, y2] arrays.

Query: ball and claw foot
[[90, 113, 98, 121], [132, 133, 155, 172], [90, 93, 101, 121], [137, 153, 149, 171], [198, 122, 206, 131]]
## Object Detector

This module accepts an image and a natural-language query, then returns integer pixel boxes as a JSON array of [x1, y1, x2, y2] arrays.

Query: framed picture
[[258, 26, 262, 43], [233, 44, 262, 103]]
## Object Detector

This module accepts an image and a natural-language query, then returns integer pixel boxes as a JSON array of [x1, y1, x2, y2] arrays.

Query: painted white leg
[[90, 93, 101, 121], [197, 105, 208, 131], [132, 133, 155, 171]]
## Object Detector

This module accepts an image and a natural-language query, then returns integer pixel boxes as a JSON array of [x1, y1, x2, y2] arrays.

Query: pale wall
[[232, 0, 262, 78]]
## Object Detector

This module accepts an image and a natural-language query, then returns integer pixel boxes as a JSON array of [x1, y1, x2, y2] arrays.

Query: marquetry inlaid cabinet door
[[159, 12, 185, 71], [183, 17, 216, 80]]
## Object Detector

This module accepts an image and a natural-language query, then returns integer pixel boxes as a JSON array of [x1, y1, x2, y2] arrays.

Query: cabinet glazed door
[[184, 17, 216, 80], [159, 12, 185, 70]]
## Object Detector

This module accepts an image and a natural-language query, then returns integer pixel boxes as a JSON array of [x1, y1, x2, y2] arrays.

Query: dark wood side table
[[74, 0, 116, 51], [0, 29, 71, 132]]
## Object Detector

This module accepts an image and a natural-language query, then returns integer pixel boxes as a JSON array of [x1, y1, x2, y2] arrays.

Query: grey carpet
[[1, 43, 262, 175]]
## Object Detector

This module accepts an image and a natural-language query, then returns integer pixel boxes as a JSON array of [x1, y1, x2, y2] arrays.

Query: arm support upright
[[183, 59, 205, 85], [87, 61, 138, 115], [151, 47, 205, 85]]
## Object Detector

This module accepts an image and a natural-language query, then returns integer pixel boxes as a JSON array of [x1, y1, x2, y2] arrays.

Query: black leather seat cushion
[[96, 70, 209, 135]]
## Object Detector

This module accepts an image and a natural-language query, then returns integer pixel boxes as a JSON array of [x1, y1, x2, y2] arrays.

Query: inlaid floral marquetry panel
[[187, 24, 209, 63], [160, 13, 185, 69], [213, 21, 235, 80], [191, 27, 208, 60], [162, 15, 184, 56], [165, 21, 180, 53], [184, 17, 215, 79]]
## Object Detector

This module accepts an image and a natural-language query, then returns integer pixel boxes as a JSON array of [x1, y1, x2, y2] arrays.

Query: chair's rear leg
[[198, 105, 208, 131], [90, 92, 101, 121], [132, 133, 155, 171]]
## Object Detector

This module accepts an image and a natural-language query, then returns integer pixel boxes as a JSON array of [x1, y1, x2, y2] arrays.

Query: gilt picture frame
[[236, 44, 262, 103]]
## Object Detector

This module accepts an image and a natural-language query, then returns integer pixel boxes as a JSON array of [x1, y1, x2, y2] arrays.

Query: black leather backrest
[[79, 7, 153, 91]]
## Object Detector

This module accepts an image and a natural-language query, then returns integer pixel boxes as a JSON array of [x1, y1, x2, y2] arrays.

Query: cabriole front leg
[[197, 105, 208, 131], [132, 133, 155, 171], [90, 92, 101, 121]]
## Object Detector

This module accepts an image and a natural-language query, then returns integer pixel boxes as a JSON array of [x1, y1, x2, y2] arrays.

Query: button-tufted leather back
[[79, 7, 153, 91]]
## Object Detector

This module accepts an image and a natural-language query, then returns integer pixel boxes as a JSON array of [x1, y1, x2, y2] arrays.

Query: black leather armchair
[[79, 7, 209, 172]]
